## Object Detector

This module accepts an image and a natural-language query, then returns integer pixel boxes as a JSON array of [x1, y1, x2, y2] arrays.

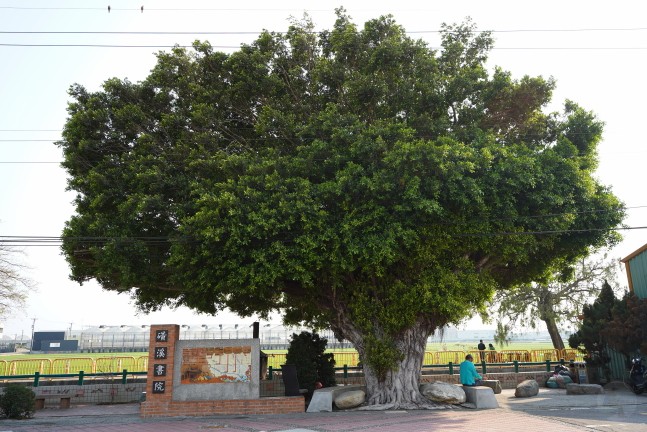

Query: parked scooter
[[629, 357, 646, 394]]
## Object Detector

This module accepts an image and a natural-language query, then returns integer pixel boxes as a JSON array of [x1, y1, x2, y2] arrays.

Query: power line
[[3, 27, 647, 35], [0, 31, 262, 35], [2, 42, 647, 50], [0, 6, 335, 11], [1, 224, 644, 247], [0, 43, 237, 48]]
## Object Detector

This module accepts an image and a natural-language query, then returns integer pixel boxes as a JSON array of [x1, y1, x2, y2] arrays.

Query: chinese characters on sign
[[152, 381, 166, 394], [155, 329, 169, 342], [151, 328, 170, 395], [154, 364, 167, 377], [154, 346, 168, 359]]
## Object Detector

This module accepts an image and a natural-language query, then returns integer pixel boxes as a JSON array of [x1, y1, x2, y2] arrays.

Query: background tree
[[285, 331, 336, 393], [486, 252, 619, 350], [0, 244, 33, 318], [568, 281, 620, 381], [57, 12, 624, 408], [602, 293, 647, 358]]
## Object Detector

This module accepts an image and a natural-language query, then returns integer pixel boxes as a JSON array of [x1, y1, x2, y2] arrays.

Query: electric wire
[[1, 204, 644, 247], [2, 43, 646, 50], [1, 224, 644, 247], [2, 27, 647, 35]]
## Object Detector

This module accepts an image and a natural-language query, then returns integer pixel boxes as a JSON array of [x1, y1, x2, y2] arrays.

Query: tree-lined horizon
[[488, 251, 621, 350], [58, 11, 624, 407]]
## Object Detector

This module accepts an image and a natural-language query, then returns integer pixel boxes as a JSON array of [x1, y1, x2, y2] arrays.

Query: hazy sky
[[1, 0, 646, 337]]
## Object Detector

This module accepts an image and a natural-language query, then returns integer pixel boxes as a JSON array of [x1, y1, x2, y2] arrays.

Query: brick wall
[[140, 396, 305, 417]]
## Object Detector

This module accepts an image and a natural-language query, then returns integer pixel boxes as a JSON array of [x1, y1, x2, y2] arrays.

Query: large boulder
[[334, 389, 366, 409], [515, 379, 539, 398], [566, 383, 603, 395], [420, 382, 466, 404]]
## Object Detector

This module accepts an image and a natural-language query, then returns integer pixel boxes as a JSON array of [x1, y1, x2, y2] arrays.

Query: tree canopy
[[58, 11, 624, 407]]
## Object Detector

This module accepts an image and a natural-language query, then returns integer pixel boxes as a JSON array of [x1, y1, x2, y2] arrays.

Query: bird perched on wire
[[108, 5, 111, 13], [141, 6, 144, 13]]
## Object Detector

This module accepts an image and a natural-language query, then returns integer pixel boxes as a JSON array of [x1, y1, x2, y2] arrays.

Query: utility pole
[[68, 322, 73, 339], [30, 318, 36, 353]]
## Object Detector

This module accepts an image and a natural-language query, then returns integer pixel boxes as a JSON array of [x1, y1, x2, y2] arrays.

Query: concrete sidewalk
[[2, 386, 646, 431]]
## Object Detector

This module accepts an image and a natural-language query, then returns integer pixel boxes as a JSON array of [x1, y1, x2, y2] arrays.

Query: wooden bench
[[306, 385, 365, 413], [35, 394, 71, 409], [462, 386, 499, 409]]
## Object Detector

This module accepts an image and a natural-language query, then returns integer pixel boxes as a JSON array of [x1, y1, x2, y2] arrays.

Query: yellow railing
[[428, 351, 466, 364], [0, 349, 586, 377], [136, 356, 149, 372], [11, 359, 52, 375], [0, 356, 149, 376], [266, 353, 287, 369], [95, 357, 142, 373], [51, 358, 95, 374]]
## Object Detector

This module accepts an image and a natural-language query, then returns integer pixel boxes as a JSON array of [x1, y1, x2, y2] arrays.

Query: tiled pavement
[[1, 408, 586, 432], [1, 388, 645, 432]]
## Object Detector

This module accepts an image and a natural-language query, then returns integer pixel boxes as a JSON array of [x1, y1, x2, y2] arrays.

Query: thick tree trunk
[[538, 292, 565, 351], [543, 316, 565, 351], [332, 313, 437, 409]]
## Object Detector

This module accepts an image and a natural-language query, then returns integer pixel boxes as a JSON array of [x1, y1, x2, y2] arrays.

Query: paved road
[[497, 384, 647, 432], [1, 386, 646, 431]]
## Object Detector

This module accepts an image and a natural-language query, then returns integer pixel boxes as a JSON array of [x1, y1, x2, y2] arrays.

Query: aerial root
[[355, 400, 456, 411]]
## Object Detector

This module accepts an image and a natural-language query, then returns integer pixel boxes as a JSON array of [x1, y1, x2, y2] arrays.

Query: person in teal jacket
[[460, 354, 485, 386]]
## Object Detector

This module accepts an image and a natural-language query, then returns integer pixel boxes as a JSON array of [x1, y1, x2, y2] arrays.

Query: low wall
[[8, 383, 147, 408], [337, 372, 553, 389], [419, 371, 553, 388], [260, 371, 554, 397]]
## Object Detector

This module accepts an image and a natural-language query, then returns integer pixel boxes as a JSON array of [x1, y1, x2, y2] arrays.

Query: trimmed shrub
[[285, 331, 336, 393], [0, 383, 36, 419]]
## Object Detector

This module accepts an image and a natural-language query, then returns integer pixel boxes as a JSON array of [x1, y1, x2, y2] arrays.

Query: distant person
[[488, 343, 496, 362], [477, 339, 486, 361], [460, 354, 484, 386]]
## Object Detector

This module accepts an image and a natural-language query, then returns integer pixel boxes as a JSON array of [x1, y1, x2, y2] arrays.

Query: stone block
[[306, 385, 365, 413], [480, 380, 502, 394], [566, 383, 604, 395], [462, 386, 499, 409]]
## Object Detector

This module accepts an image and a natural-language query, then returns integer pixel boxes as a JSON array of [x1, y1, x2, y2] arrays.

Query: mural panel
[[180, 346, 252, 384]]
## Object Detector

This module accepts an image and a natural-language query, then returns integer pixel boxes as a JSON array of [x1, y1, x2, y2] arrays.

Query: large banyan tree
[[58, 11, 624, 407]]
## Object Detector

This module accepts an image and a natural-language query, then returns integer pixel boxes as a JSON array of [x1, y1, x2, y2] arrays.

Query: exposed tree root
[[355, 400, 458, 411]]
